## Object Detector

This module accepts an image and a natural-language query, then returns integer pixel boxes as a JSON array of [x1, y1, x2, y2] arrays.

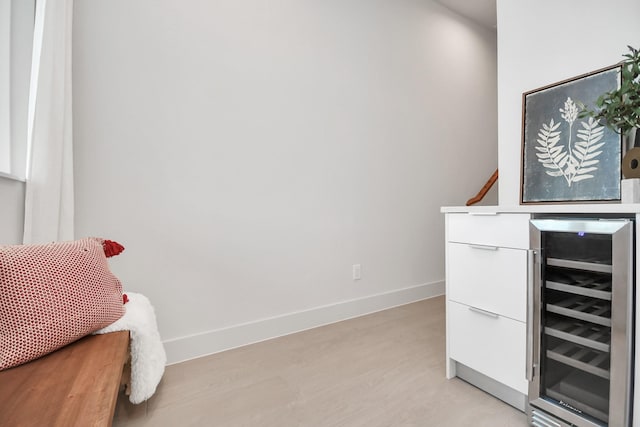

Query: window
[[0, 0, 34, 179], [0, 0, 11, 173]]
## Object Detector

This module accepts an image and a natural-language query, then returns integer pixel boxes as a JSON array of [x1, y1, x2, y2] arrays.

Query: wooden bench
[[0, 331, 130, 427]]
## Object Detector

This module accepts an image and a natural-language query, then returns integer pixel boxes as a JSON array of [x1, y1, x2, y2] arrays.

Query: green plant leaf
[[581, 45, 640, 135]]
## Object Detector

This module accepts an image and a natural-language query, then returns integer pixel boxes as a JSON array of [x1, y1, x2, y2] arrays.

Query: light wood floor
[[114, 296, 528, 426]]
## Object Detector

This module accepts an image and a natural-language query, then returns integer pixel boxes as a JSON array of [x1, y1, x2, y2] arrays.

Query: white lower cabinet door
[[448, 300, 528, 394], [447, 242, 527, 322], [447, 213, 530, 248]]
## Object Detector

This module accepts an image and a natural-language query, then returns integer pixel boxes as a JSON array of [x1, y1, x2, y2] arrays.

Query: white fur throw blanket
[[93, 292, 166, 404]]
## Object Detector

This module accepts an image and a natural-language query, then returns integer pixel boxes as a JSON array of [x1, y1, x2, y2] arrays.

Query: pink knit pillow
[[0, 237, 125, 371]]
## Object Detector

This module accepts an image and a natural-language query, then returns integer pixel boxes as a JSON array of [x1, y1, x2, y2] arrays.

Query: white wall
[[0, 174, 24, 244], [73, 0, 497, 363], [497, 0, 640, 206]]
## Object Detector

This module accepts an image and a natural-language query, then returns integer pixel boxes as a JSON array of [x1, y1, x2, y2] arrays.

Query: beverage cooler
[[528, 217, 634, 427]]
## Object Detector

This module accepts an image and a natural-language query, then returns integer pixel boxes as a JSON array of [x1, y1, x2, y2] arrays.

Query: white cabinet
[[447, 212, 530, 248], [445, 212, 530, 400], [447, 243, 527, 322], [448, 301, 526, 393]]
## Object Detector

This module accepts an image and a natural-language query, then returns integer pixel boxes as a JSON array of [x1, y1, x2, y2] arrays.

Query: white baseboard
[[164, 280, 444, 365]]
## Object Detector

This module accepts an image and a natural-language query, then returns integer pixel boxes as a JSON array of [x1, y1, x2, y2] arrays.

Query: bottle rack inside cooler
[[542, 257, 612, 423]]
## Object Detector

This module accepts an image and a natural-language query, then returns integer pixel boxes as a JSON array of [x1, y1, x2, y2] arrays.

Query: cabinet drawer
[[447, 242, 527, 322], [447, 213, 530, 248], [448, 300, 527, 394]]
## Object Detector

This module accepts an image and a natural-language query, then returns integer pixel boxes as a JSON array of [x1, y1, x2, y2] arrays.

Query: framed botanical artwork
[[520, 65, 623, 204]]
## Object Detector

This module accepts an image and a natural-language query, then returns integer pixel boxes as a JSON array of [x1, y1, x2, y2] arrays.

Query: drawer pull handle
[[468, 212, 498, 216], [468, 306, 499, 318], [468, 244, 498, 251]]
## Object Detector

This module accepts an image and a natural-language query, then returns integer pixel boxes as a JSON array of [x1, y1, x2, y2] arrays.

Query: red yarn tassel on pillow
[[103, 239, 125, 258]]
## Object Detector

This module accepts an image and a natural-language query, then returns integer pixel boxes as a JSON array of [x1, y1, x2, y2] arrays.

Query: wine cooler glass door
[[529, 219, 633, 427]]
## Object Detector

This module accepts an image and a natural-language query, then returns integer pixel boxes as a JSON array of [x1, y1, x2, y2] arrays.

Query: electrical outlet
[[352, 264, 362, 280]]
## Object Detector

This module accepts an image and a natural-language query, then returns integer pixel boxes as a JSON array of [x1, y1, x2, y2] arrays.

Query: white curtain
[[23, 0, 74, 244]]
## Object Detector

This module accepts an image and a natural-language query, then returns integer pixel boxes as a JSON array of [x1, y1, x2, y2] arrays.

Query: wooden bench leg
[[121, 353, 132, 396]]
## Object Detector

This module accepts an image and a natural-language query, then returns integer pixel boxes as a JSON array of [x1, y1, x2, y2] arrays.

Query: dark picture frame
[[520, 65, 623, 204]]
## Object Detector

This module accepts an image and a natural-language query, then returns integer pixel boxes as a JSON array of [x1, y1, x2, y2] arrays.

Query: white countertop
[[441, 203, 640, 214]]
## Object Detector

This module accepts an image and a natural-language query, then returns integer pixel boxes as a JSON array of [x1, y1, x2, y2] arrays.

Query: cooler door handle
[[526, 249, 536, 382]]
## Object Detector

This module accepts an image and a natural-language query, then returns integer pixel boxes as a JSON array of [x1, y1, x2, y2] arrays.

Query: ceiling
[[434, 0, 497, 29]]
